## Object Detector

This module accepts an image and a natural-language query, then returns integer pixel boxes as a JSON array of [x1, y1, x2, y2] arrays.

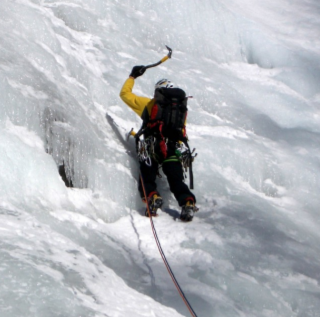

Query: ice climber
[[120, 65, 197, 221]]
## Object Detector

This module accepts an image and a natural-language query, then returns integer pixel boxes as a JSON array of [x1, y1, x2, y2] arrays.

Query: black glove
[[129, 65, 146, 79]]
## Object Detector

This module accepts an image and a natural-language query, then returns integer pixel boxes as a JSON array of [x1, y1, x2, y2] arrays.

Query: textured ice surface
[[1, 0, 320, 316]]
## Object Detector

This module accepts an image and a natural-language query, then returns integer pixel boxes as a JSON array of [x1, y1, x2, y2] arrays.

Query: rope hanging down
[[139, 174, 199, 317]]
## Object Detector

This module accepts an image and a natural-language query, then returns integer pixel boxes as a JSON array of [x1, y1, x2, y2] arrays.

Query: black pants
[[138, 158, 196, 207]]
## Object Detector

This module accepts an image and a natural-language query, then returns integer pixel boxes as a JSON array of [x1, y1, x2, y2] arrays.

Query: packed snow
[[1, 0, 320, 316]]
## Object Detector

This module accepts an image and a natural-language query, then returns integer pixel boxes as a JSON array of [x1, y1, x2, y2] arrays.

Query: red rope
[[140, 174, 198, 317]]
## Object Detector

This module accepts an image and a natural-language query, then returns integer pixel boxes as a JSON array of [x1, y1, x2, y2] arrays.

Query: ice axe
[[139, 45, 172, 74], [128, 45, 172, 139], [126, 128, 136, 141]]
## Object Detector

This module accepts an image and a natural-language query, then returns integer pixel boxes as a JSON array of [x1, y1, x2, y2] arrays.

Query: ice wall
[[1, 0, 320, 316]]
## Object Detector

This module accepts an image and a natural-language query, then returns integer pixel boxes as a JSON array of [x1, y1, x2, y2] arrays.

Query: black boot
[[145, 194, 163, 217], [180, 201, 195, 222]]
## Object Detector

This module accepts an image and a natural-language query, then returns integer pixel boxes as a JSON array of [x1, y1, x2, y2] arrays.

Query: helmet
[[155, 78, 175, 89]]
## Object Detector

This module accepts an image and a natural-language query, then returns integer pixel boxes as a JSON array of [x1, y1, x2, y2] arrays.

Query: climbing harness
[[132, 129, 197, 188]]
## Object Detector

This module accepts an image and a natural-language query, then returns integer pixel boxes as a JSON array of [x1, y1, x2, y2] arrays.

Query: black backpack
[[146, 87, 188, 141], [136, 87, 195, 188]]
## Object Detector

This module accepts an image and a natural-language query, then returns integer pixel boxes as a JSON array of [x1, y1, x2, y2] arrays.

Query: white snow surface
[[1, 0, 320, 316]]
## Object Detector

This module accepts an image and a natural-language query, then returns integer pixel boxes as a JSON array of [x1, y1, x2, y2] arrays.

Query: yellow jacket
[[119, 77, 154, 118]]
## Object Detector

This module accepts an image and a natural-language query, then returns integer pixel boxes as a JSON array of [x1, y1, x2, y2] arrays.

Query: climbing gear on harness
[[175, 142, 197, 169], [136, 136, 156, 166], [175, 142, 197, 189], [130, 128, 197, 188]]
